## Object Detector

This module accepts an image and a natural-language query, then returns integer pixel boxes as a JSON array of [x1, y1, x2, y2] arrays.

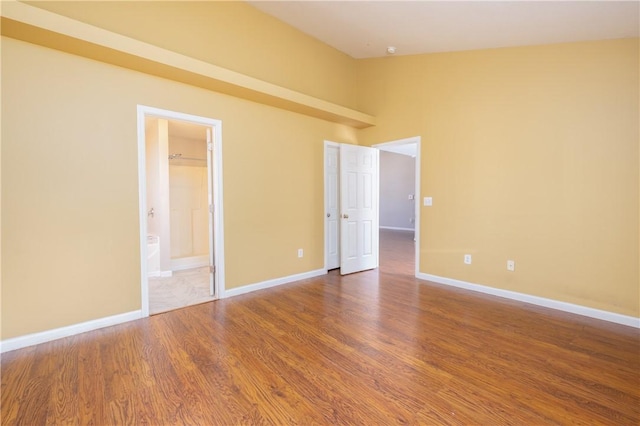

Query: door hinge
[[210, 265, 216, 274], [209, 204, 213, 213], [207, 142, 213, 151]]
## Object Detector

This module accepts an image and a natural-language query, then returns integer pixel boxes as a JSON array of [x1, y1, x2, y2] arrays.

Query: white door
[[340, 144, 379, 275], [325, 144, 340, 269], [206, 128, 215, 297]]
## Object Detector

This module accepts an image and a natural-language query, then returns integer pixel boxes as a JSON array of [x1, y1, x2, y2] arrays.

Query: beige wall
[[1, 37, 357, 339], [357, 39, 639, 317], [1, 3, 638, 342], [26, 1, 358, 109]]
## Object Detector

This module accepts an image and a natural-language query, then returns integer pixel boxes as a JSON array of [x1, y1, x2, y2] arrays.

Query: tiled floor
[[149, 266, 214, 315]]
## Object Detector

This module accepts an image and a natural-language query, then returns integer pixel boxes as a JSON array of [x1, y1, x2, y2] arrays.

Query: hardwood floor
[[2, 229, 639, 424]]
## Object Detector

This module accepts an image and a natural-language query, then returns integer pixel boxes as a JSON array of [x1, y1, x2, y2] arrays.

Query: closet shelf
[[0, 2, 376, 129]]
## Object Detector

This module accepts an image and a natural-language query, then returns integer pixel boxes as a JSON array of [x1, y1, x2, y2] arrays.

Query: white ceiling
[[248, 1, 639, 59]]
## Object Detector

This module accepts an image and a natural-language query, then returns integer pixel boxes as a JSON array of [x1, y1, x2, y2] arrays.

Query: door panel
[[346, 172, 357, 208], [363, 220, 373, 255], [340, 144, 379, 275], [346, 221, 357, 259], [325, 145, 340, 269]]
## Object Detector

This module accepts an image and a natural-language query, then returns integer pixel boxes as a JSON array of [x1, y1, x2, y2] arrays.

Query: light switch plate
[[424, 197, 433, 206]]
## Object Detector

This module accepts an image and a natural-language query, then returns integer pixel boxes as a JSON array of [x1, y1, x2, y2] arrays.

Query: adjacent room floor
[[149, 266, 213, 315]]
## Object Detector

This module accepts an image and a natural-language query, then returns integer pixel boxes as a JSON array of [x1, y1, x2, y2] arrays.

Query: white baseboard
[[0, 310, 143, 353], [380, 226, 415, 231], [0, 268, 326, 352], [223, 268, 327, 299], [171, 255, 208, 271], [9, 271, 633, 353], [148, 270, 173, 278], [417, 273, 640, 328]]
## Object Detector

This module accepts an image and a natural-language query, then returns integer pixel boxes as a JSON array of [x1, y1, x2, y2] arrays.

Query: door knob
[[327, 213, 331, 217], [342, 214, 349, 219]]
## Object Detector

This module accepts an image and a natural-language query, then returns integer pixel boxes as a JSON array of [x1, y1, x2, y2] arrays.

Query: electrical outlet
[[464, 254, 472, 265], [507, 260, 515, 271], [298, 249, 303, 258]]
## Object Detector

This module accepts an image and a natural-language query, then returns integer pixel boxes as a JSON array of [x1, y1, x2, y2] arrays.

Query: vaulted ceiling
[[249, 1, 639, 59]]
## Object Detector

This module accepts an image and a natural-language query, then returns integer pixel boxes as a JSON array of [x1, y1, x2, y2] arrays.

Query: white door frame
[[373, 136, 421, 277], [136, 105, 225, 317]]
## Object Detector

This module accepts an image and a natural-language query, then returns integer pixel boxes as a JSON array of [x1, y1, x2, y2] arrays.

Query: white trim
[[0, 310, 143, 353], [379, 226, 415, 231], [212, 121, 226, 299], [136, 106, 150, 316], [417, 273, 640, 328], [148, 270, 173, 278], [137, 105, 225, 313], [373, 136, 422, 277], [374, 136, 421, 149], [223, 269, 327, 298], [170, 255, 209, 271]]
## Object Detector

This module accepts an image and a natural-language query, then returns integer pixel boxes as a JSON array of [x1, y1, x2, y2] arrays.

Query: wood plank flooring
[[2, 229, 639, 425]]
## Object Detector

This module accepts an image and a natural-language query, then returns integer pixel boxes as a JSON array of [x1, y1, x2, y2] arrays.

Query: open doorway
[[373, 137, 421, 277], [137, 106, 225, 317], [147, 118, 210, 314], [323, 137, 420, 277]]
